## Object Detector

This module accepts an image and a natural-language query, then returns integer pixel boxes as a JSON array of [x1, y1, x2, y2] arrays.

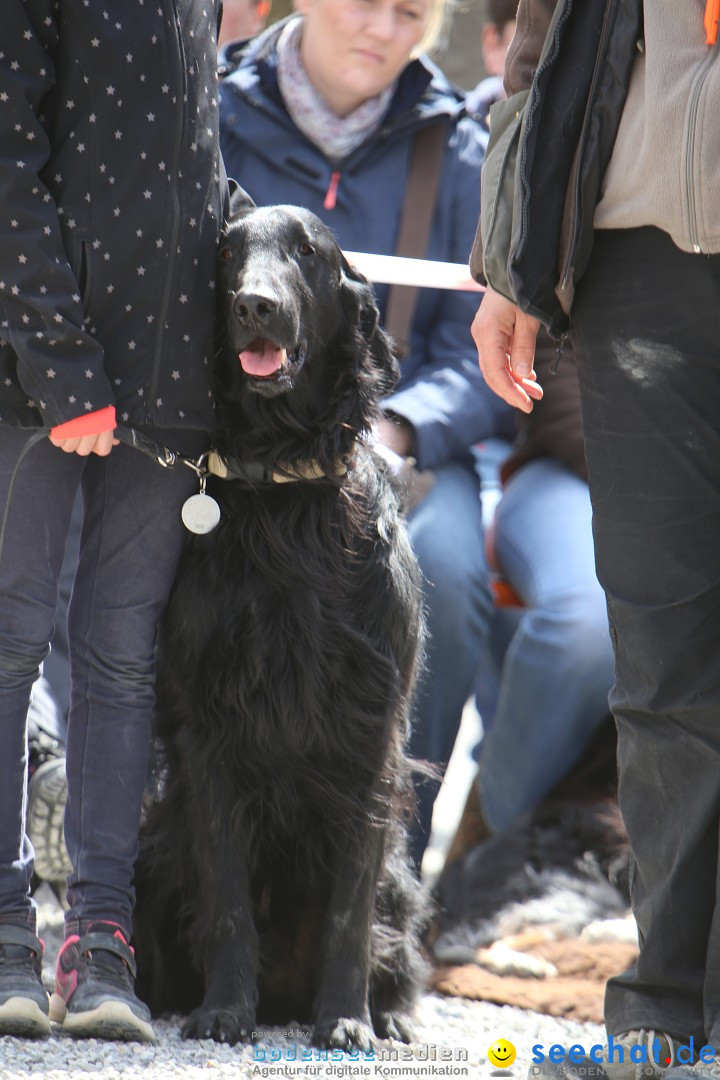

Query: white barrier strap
[[342, 251, 485, 293]]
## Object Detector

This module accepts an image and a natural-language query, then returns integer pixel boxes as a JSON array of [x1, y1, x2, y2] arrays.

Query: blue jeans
[[476, 457, 615, 831], [406, 461, 493, 867], [0, 427, 203, 935]]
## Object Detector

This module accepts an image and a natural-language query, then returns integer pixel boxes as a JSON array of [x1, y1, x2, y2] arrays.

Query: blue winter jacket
[[0, 0, 224, 431], [219, 19, 511, 471]]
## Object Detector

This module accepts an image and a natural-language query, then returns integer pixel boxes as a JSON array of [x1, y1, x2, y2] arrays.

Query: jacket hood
[[219, 16, 467, 131]]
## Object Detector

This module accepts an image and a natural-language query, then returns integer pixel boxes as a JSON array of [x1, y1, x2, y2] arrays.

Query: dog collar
[[206, 450, 348, 485], [112, 425, 352, 535], [114, 425, 349, 485]]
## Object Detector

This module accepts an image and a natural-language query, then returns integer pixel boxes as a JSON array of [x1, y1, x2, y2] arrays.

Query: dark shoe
[[0, 926, 51, 1038], [27, 757, 71, 883], [49, 922, 154, 1042], [442, 773, 492, 870], [530, 1030, 687, 1080], [427, 775, 491, 953]]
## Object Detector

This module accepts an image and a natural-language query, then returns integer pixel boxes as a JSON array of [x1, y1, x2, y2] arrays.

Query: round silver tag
[[181, 492, 221, 534]]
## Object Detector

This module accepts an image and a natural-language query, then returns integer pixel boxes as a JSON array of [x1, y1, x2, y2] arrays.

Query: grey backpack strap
[[384, 123, 446, 357]]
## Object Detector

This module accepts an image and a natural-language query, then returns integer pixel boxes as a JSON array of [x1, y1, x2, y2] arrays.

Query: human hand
[[472, 287, 543, 413], [374, 416, 415, 458], [49, 429, 119, 456]]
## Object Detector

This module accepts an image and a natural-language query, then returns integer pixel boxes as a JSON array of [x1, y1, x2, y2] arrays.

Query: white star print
[[2, 3, 221, 429]]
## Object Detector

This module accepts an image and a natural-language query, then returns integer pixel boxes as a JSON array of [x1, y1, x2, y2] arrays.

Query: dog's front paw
[[313, 1017, 376, 1053], [181, 1005, 255, 1045], [372, 1010, 414, 1043]]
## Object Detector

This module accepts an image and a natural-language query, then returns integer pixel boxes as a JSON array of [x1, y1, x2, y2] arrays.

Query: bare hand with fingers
[[472, 287, 543, 413]]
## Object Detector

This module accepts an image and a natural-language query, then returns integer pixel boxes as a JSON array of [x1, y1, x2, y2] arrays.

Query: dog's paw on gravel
[[372, 1010, 414, 1043], [180, 1005, 255, 1044], [312, 1017, 376, 1053]]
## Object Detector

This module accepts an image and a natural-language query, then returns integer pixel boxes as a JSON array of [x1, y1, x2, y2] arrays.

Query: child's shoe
[[49, 922, 154, 1042], [0, 926, 50, 1038]]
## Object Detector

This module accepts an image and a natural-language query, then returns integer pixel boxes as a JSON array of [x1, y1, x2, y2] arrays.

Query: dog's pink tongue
[[239, 341, 286, 377]]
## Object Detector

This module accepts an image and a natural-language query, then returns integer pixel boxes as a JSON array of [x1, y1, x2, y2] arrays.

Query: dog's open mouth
[[238, 338, 306, 381]]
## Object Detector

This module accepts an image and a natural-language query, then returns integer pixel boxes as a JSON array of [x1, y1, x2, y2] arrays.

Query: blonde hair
[[414, 0, 451, 56], [292, 0, 451, 62]]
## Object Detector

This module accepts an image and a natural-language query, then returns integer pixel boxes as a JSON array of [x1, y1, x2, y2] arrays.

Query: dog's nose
[[232, 291, 278, 326]]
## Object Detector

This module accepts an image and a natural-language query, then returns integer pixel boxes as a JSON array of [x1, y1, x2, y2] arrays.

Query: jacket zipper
[[228, 81, 452, 221], [684, 41, 717, 253], [559, 0, 616, 291], [319, 112, 446, 209], [148, 0, 187, 422], [79, 240, 93, 310], [324, 170, 341, 210]]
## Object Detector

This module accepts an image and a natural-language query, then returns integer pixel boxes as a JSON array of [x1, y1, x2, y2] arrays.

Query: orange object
[[705, 0, 719, 44], [490, 578, 525, 608], [50, 404, 116, 440], [323, 170, 341, 210]]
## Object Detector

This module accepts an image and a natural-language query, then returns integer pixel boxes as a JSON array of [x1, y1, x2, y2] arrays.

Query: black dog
[[132, 193, 428, 1051]]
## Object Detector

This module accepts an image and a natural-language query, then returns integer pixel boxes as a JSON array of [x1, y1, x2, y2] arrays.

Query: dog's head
[[216, 188, 398, 454]]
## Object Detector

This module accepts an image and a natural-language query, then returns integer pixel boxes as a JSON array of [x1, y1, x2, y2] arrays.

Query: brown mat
[[430, 941, 638, 1025]]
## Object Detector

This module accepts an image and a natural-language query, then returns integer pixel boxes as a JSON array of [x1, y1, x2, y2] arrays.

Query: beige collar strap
[[206, 449, 348, 485]]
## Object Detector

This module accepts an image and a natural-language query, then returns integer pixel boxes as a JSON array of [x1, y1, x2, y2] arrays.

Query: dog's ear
[[340, 256, 400, 395], [224, 179, 256, 226]]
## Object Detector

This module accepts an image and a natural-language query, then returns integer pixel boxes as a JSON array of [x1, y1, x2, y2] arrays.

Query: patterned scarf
[[276, 17, 395, 163]]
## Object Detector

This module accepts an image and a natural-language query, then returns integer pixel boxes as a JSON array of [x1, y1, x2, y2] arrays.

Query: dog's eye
[[298, 242, 315, 257], [219, 248, 233, 261]]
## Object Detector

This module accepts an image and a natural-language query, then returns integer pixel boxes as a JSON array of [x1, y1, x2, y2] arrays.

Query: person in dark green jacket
[[472, 4, 720, 1079]]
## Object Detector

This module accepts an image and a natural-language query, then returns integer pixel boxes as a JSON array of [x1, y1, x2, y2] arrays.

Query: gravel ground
[[11, 701, 607, 1080], [0, 887, 605, 1080], [0, 997, 604, 1080]]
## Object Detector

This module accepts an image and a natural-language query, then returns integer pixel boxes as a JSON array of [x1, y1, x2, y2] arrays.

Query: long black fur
[[132, 194, 428, 1050]]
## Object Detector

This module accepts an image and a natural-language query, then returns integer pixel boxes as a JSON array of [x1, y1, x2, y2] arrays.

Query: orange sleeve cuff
[[50, 406, 116, 440]]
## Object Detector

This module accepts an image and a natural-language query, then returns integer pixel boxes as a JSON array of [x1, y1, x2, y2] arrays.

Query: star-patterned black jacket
[[0, 0, 224, 431]]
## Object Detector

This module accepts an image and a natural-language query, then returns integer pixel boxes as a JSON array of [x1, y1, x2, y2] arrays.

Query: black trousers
[[571, 227, 720, 1046], [0, 428, 204, 935]]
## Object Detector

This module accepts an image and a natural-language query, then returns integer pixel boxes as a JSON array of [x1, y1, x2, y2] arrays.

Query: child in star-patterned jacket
[[0, 0, 226, 1042]]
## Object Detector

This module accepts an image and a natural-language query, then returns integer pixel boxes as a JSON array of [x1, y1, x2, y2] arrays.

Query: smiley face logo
[[488, 1039, 517, 1069]]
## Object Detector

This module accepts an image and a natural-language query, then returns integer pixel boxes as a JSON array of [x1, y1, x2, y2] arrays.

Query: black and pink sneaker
[[49, 922, 154, 1042], [0, 926, 50, 1038]]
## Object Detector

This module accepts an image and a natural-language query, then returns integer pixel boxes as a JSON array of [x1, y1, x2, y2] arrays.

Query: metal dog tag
[[181, 492, 221, 534]]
